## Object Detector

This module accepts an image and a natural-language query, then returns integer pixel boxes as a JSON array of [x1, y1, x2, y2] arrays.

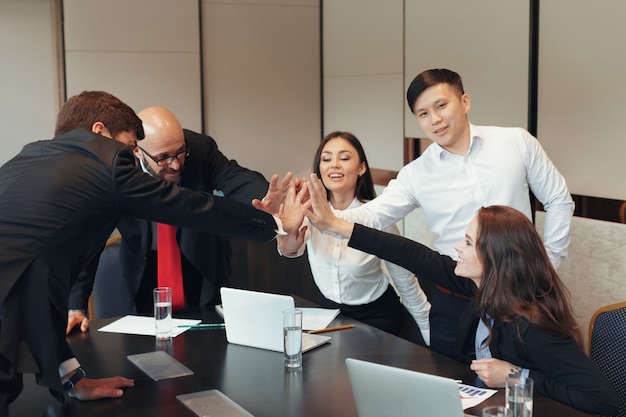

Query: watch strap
[[62, 367, 86, 392]]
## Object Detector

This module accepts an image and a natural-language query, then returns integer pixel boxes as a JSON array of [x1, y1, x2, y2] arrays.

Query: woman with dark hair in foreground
[[298, 174, 619, 415]]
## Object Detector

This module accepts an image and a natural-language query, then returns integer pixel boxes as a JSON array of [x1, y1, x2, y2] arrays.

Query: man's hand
[[67, 376, 135, 400], [252, 172, 294, 215], [66, 310, 90, 335]]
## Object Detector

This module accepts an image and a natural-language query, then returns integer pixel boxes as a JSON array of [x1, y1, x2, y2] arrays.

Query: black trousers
[[319, 286, 405, 336], [0, 346, 22, 417]]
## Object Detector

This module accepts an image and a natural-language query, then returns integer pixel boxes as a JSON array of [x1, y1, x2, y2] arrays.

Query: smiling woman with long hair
[[301, 174, 618, 415], [277, 132, 430, 343]]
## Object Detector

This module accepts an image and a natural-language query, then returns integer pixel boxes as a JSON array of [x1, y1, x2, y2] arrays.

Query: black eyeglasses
[[137, 145, 189, 166]]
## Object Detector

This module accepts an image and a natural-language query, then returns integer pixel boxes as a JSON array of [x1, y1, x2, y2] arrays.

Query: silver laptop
[[220, 287, 330, 353], [346, 358, 465, 417]]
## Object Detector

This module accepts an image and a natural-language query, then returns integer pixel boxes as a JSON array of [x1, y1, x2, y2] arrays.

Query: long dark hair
[[312, 131, 376, 202], [474, 206, 583, 349]]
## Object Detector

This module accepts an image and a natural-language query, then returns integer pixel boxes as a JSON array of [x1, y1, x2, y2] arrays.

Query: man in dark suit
[[0, 92, 286, 412], [66, 106, 283, 330]]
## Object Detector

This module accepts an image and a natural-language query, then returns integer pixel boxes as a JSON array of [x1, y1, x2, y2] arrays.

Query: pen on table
[[309, 324, 355, 334], [178, 323, 225, 330]]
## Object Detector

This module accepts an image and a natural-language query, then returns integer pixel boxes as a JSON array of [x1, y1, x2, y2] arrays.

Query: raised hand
[[276, 179, 310, 254], [304, 174, 354, 239], [252, 172, 294, 215]]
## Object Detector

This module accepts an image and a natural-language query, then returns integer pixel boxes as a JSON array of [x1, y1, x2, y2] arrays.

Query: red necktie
[[157, 223, 185, 310]]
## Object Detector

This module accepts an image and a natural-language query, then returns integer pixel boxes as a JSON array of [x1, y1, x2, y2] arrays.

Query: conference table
[[11, 299, 590, 417]]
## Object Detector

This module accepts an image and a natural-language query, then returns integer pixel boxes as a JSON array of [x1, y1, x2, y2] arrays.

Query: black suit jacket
[[0, 129, 276, 397], [348, 223, 620, 416], [69, 129, 270, 312]]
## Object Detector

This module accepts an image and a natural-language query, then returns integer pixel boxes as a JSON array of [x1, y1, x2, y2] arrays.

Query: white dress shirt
[[337, 123, 574, 267], [283, 198, 431, 344]]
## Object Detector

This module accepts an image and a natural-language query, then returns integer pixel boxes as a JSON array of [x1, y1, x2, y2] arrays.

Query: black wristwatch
[[62, 367, 86, 392]]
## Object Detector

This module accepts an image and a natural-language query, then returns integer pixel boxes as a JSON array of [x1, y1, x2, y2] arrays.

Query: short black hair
[[406, 69, 465, 114]]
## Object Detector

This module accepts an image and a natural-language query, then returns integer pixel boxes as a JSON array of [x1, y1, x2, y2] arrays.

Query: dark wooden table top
[[10, 304, 590, 417]]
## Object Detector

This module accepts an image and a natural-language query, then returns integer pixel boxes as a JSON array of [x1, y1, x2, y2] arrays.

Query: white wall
[[63, 0, 203, 132], [538, 0, 626, 201], [0, 0, 57, 166], [322, 0, 529, 172], [201, 0, 321, 179], [404, 0, 529, 139], [323, 0, 405, 171], [0, 0, 320, 181]]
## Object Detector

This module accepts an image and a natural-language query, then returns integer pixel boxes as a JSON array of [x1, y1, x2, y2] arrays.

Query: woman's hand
[[470, 358, 518, 388], [276, 179, 309, 253], [303, 174, 354, 239]]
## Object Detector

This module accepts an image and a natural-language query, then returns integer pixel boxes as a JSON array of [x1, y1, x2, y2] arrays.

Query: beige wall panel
[[65, 52, 202, 131], [0, 0, 57, 165], [323, 0, 403, 77], [404, 0, 529, 139], [324, 74, 404, 170], [64, 0, 199, 52], [322, 0, 403, 171], [538, 0, 626, 200], [63, 0, 202, 132], [202, 1, 320, 179]]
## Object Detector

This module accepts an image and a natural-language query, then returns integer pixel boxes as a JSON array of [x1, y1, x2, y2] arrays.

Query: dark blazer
[[69, 129, 269, 312], [348, 223, 620, 416], [0, 129, 276, 397]]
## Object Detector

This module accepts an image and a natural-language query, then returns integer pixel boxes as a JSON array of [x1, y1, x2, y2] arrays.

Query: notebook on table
[[346, 358, 469, 417], [219, 287, 330, 353]]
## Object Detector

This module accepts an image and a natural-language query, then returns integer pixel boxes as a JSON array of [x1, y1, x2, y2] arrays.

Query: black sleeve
[[184, 130, 269, 204], [517, 324, 620, 415], [348, 223, 476, 296]]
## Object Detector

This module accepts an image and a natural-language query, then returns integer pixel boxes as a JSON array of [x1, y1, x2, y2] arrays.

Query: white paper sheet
[[97, 315, 201, 337], [299, 308, 340, 331], [458, 383, 498, 409]]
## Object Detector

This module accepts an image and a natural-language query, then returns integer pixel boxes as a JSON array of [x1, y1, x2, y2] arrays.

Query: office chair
[[89, 234, 134, 319], [588, 301, 626, 417]]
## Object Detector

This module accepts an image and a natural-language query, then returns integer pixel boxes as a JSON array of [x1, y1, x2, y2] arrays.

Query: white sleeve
[[522, 131, 575, 268], [276, 218, 310, 258], [335, 168, 419, 230], [382, 223, 431, 345]]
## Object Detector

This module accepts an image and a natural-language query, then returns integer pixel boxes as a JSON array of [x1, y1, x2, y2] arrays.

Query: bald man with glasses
[[67, 106, 287, 332]]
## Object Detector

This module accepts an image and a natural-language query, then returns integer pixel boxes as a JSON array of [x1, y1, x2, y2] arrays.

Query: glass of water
[[283, 308, 302, 369], [153, 287, 173, 340], [506, 371, 533, 417]]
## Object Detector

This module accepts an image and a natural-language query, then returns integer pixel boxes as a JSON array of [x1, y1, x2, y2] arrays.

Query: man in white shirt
[[332, 68, 574, 357]]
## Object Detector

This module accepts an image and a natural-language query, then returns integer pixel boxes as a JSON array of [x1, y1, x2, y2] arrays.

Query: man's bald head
[[135, 106, 187, 182]]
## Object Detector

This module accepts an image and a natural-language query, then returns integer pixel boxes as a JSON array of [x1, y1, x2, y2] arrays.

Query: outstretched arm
[[252, 172, 294, 215]]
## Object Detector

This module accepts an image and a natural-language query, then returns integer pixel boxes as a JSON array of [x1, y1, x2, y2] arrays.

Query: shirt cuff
[[59, 358, 81, 378], [521, 368, 530, 381], [273, 215, 287, 236]]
